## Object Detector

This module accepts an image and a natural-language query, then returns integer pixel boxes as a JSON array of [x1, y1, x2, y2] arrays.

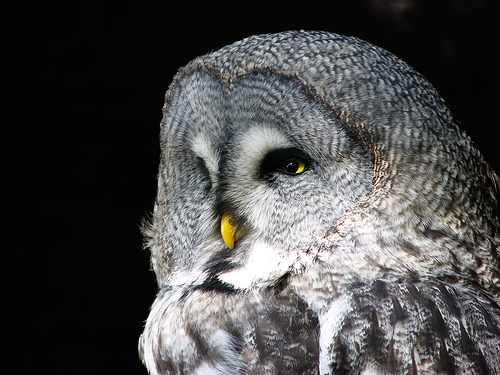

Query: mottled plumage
[[139, 31, 500, 374]]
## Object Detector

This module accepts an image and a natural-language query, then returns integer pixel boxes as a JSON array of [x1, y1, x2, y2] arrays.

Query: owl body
[[140, 31, 500, 374]]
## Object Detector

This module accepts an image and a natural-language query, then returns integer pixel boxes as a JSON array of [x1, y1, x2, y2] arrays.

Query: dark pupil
[[285, 160, 299, 173]]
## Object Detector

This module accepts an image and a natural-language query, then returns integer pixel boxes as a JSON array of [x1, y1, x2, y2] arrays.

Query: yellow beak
[[220, 213, 245, 249]]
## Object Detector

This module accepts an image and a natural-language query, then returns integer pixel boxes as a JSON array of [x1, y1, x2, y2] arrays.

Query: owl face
[[155, 70, 372, 289]]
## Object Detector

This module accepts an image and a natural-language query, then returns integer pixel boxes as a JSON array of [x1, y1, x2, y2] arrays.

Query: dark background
[[17, 0, 498, 373]]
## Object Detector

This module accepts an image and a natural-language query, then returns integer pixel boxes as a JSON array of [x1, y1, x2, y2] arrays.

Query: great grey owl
[[139, 31, 500, 374]]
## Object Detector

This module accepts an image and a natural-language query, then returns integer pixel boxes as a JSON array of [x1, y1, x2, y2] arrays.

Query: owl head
[[145, 30, 499, 299]]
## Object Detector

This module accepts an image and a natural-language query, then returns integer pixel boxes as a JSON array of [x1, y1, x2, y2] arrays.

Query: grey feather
[[139, 31, 500, 374]]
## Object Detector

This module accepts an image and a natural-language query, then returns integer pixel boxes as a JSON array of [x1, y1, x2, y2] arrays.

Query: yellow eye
[[280, 158, 306, 174]]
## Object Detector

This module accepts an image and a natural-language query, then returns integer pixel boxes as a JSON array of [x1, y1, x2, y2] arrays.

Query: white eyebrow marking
[[191, 133, 219, 180], [237, 127, 292, 167]]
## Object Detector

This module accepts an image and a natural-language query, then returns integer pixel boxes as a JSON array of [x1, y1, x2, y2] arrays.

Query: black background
[[17, 0, 498, 373]]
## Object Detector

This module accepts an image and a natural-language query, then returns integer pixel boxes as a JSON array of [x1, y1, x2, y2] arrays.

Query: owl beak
[[221, 213, 245, 249]]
